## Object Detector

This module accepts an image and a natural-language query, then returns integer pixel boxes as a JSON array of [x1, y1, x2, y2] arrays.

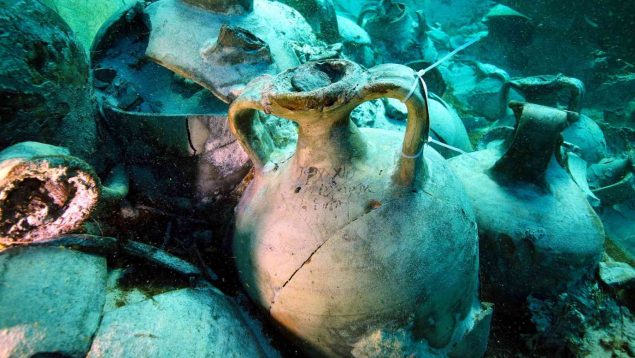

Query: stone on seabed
[[0, 246, 107, 357], [88, 288, 266, 358]]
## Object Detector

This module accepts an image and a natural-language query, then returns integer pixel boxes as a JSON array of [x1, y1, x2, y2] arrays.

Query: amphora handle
[[228, 60, 430, 186], [491, 101, 568, 184]]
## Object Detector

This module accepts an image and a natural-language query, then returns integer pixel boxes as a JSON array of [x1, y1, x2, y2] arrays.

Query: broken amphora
[[0, 142, 128, 246], [230, 59, 491, 357], [144, 0, 323, 102], [449, 101, 606, 303]]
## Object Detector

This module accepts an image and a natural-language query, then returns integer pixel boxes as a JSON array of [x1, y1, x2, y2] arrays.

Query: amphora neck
[[262, 61, 369, 168], [490, 101, 568, 185]]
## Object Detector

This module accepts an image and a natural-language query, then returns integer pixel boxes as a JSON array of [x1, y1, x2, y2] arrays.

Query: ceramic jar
[[449, 102, 605, 302], [229, 59, 491, 357]]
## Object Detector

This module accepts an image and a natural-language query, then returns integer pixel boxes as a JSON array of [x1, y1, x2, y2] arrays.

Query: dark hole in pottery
[[0, 177, 73, 241], [290, 61, 347, 92]]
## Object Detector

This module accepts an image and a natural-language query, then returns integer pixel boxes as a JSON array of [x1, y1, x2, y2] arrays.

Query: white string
[[400, 35, 484, 160], [401, 136, 479, 159], [401, 143, 425, 159], [402, 35, 484, 104], [428, 137, 467, 155]]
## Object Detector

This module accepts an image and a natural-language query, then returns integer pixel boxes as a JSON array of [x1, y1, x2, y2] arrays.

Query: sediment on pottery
[[230, 59, 491, 357]]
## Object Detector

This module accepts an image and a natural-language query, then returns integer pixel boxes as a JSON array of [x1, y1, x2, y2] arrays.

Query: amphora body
[[449, 102, 605, 302], [230, 60, 491, 357]]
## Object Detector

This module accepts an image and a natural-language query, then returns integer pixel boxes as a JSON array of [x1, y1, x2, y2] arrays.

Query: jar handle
[[491, 101, 568, 184], [227, 75, 278, 170], [228, 64, 430, 185], [356, 64, 431, 186]]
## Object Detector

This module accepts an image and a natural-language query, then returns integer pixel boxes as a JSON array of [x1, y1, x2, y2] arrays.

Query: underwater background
[[0, 0, 634, 357]]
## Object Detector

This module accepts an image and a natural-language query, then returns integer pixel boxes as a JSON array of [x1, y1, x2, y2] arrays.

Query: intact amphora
[[229, 59, 492, 357], [449, 101, 605, 303]]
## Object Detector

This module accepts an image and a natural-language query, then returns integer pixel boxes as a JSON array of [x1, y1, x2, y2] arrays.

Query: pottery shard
[[88, 288, 265, 358], [0, 246, 107, 357]]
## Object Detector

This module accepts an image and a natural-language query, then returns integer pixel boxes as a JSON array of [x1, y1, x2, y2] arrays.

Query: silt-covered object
[[229, 59, 491, 357]]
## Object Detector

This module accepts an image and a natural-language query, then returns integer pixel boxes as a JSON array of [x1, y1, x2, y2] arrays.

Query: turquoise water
[[0, 0, 634, 357]]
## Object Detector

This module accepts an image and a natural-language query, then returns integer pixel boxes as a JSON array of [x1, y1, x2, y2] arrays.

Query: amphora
[[449, 101, 605, 303], [229, 59, 491, 357]]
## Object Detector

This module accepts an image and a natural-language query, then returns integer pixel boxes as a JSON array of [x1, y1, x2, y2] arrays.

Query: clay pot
[[449, 102, 605, 302], [144, 0, 322, 102], [91, 4, 250, 209], [0, 142, 127, 246], [277, 0, 340, 43], [359, 0, 436, 64], [500, 74, 608, 162], [337, 15, 375, 67], [229, 59, 491, 357]]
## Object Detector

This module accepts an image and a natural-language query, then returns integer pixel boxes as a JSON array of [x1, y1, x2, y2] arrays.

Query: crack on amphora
[[268, 196, 395, 309]]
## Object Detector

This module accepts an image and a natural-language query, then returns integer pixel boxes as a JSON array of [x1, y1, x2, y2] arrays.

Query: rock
[[599, 261, 635, 288], [88, 288, 266, 357], [527, 282, 635, 357], [0, 246, 107, 357]]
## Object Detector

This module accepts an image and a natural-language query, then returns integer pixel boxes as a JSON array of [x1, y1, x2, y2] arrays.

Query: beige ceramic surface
[[229, 60, 486, 357]]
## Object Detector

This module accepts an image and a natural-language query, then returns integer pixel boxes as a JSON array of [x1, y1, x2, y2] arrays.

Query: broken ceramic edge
[[593, 172, 635, 207], [201, 24, 273, 66], [102, 104, 218, 158], [89, 0, 146, 57], [0, 143, 103, 246], [144, 0, 318, 103], [564, 150, 601, 207], [483, 4, 531, 23]]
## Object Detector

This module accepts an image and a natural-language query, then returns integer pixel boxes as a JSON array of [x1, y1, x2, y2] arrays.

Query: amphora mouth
[[268, 60, 365, 113]]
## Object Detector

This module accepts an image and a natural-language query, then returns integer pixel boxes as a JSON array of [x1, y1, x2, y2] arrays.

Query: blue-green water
[[0, 0, 633, 357]]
